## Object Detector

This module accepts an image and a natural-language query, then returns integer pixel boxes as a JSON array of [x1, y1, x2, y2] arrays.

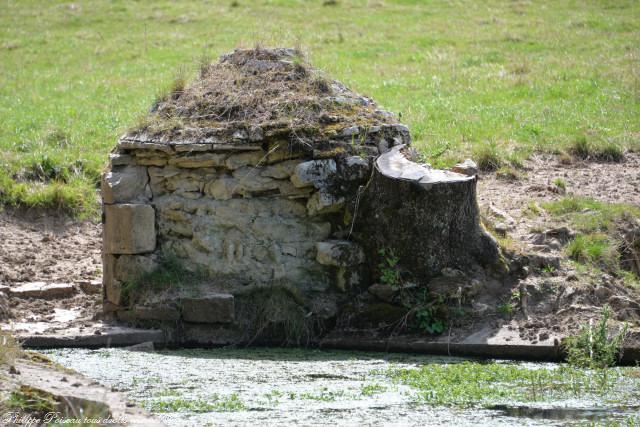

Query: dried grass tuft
[[132, 47, 393, 142]]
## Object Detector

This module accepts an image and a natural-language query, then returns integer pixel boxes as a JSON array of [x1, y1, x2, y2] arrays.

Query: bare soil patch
[[0, 210, 101, 284], [0, 210, 102, 335], [474, 152, 640, 347]]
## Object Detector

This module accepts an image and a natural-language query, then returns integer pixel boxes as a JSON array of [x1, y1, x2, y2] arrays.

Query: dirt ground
[[0, 211, 102, 284], [0, 210, 102, 335], [473, 152, 640, 346], [0, 153, 639, 347]]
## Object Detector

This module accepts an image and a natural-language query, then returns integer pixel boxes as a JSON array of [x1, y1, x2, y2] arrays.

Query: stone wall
[[102, 124, 410, 344]]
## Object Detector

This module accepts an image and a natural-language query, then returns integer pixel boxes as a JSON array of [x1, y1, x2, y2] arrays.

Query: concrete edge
[[319, 336, 640, 365], [16, 328, 166, 349], [14, 329, 639, 365]]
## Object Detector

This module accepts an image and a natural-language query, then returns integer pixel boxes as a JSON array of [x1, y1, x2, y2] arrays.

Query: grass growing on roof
[[134, 48, 394, 141]]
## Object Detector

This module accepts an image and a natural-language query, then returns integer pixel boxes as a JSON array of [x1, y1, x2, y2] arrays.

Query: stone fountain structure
[[101, 48, 501, 345]]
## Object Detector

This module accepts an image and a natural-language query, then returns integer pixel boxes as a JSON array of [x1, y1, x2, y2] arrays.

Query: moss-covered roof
[[126, 48, 399, 145]]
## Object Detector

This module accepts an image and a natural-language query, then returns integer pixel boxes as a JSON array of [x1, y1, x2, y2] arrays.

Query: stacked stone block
[[102, 123, 410, 341]]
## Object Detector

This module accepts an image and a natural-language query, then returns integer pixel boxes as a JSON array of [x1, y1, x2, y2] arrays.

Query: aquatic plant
[[563, 305, 628, 369], [147, 393, 245, 413], [360, 383, 387, 397], [386, 361, 635, 408]]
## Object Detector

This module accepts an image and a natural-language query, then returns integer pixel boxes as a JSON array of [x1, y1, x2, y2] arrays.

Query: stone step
[[182, 293, 235, 324], [75, 279, 102, 295], [8, 282, 76, 299], [14, 324, 165, 348]]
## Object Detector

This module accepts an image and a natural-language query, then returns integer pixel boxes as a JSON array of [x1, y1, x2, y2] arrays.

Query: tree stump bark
[[355, 145, 502, 282]]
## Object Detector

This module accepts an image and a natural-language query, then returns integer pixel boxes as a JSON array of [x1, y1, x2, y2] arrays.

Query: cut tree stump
[[356, 145, 502, 281]]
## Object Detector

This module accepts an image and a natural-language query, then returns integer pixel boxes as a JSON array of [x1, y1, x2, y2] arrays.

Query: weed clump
[[120, 253, 209, 306], [496, 166, 523, 181], [569, 135, 624, 162], [542, 196, 640, 280], [387, 359, 635, 408], [236, 284, 315, 346], [0, 169, 98, 219], [563, 306, 628, 368], [378, 248, 401, 289], [566, 233, 619, 271], [473, 143, 503, 171], [373, 248, 461, 335], [552, 177, 566, 191], [7, 385, 58, 417], [148, 393, 245, 413]]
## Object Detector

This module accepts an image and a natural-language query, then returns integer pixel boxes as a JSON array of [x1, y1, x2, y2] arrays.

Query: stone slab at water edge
[[101, 47, 502, 346]]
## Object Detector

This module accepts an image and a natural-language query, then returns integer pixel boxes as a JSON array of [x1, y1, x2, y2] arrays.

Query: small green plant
[[541, 264, 556, 274], [497, 302, 514, 316], [563, 306, 628, 369], [497, 289, 521, 317], [523, 201, 542, 218], [378, 248, 401, 289], [154, 389, 181, 398], [7, 385, 58, 416], [213, 393, 246, 411], [296, 387, 345, 401], [376, 250, 451, 335], [26, 155, 71, 183], [263, 389, 284, 402], [566, 234, 618, 272], [553, 177, 566, 190], [408, 290, 448, 335], [147, 393, 245, 413], [570, 135, 591, 159], [415, 305, 446, 334], [596, 142, 624, 162], [360, 383, 387, 397]]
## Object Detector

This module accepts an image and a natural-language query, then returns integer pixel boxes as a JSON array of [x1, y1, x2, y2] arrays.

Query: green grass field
[[1, 0, 638, 216]]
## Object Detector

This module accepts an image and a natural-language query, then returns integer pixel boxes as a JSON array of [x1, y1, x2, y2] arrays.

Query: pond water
[[44, 348, 640, 427]]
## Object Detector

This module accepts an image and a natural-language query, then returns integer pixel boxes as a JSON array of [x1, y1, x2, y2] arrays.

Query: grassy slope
[[1, 0, 638, 216]]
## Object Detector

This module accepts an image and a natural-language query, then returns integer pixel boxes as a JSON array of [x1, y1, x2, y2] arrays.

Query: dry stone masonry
[[102, 48, 500, 345]]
